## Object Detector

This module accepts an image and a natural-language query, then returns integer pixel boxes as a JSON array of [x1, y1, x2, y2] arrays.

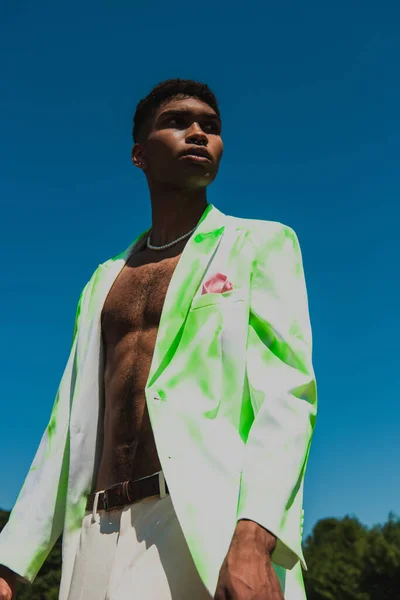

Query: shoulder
[[228, 214, 299, 251]]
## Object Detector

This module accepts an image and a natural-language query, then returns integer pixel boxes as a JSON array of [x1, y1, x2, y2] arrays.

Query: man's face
[[133, 97, 223, 188]]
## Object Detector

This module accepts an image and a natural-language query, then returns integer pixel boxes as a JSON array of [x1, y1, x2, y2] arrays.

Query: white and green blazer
[[0, 203, 317, 599]]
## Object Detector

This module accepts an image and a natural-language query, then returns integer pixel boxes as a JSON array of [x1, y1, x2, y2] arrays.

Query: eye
[[205, 122, 220, 134], [168, 116, 183, 126]]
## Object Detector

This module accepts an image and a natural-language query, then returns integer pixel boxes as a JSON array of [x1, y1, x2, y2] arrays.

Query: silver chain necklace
[[146, 225, 197, 251]]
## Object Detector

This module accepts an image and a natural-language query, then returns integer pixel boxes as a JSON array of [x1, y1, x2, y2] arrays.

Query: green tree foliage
[[303, 516, 370, 600], [0, 510, 9, 531], [1, 509, 399, 598], [359, 512, 400, 600], [303, 512, 400, 600]]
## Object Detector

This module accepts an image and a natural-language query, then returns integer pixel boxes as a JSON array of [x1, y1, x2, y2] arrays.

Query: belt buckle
[[103, 489, 109, 511]]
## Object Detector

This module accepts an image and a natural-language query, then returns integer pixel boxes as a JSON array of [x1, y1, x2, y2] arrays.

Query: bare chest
[[96, 248, 183, 488], [101, 250, 181, 345]]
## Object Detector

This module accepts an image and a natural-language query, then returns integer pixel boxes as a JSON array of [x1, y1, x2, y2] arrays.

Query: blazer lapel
[[146, 202, 227, 388], [97, 202, 227, 390]]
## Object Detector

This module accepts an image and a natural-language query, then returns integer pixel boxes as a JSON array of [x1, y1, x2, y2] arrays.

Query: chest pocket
[[190, 287, 245, 310]]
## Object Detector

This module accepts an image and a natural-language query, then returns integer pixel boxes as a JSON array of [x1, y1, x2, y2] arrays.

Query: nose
[[185, 122, 208, 146]]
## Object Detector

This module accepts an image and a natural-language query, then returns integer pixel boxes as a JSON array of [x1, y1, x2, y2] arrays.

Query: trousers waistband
[[86, 471, 169, 512]]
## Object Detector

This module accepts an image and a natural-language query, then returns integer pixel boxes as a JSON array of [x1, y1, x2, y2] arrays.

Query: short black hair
[[133, 78, 220, 143]]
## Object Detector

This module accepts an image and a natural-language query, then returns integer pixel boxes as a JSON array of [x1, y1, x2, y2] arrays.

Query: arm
[[235, 223, 317, 570], [0, 282, 88, 585]]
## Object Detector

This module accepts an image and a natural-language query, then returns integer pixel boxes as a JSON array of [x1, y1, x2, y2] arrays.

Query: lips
[[180, 147, 212, 161], [181, 154, 211, 164]]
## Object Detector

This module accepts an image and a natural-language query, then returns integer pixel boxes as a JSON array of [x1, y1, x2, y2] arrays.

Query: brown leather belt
[[86, 472, 169, 512]]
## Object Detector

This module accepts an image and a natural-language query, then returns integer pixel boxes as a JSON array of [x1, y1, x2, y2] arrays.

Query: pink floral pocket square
[[201, 272, 234, 295]]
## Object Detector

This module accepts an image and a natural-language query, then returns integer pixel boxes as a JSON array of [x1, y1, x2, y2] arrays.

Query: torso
[[95, 238, 187, 492]]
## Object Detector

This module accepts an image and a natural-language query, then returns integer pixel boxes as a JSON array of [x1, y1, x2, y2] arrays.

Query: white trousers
[[67, 477, 212, 600]]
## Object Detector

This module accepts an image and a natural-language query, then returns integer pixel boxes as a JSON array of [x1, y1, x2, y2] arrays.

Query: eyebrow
[[157, 108, 221, 124]]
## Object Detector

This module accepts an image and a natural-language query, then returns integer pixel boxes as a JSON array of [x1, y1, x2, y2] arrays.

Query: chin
[[157, 166, 217, 189], [182, 170, 217, 188]]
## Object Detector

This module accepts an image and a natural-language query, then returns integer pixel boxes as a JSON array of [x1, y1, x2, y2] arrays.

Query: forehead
[[155, 96, 218, 118]]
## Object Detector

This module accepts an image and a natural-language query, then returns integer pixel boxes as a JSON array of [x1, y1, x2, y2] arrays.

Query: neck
[[147, 183, 209, 247]]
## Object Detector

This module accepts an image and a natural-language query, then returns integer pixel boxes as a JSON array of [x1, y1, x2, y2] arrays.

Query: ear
[[132, 143, 146, 170]]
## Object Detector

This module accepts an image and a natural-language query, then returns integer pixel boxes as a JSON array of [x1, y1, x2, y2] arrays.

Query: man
[[0, 78, 317, 600]]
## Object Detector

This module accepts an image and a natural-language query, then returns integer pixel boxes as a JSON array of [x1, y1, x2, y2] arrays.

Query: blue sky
[[1, 1, 399, 541]]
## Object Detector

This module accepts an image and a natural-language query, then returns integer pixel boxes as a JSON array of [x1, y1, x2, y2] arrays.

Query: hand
[[0, 567, 16, 600], [0, 579, 14, 600], [214, 545, 284, 600]]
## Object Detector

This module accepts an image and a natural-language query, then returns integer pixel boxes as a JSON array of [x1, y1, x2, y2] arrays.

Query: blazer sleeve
[[0, 281, 89, 584], [236, 223, 317, 570]]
